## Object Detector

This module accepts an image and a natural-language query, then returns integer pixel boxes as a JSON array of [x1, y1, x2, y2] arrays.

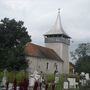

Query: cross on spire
[[58, 8, 60, 13]]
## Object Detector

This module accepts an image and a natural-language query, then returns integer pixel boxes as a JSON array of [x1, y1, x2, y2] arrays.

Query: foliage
[[15, 70, 28, 84], [7, 71, 15, 83], [56, 75, 64, 90], [46, 74, 55, 83], [0, 71, 3, 81], [71, 43, 90, 60], [0, 70, 28, 84], [76, 56, 90, 74], [71, 43, 90, 74], [0, 18, 31, 71]]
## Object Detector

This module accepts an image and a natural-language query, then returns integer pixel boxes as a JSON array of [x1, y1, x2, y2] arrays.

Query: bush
[[56, 75, 64, 90], [46, 74, 55, 83], [0, 71, 3, 82], [15, 70, 28, 84], [7, 71, 15, 83], [0, 70, 28, 84]]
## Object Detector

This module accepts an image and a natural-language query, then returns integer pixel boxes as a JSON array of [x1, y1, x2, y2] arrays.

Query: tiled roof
[[24, 42, 63, 62], [69, 62, 75, 67]]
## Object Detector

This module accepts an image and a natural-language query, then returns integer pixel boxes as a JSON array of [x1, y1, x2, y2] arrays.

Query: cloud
[[0, 0, 90, 49]]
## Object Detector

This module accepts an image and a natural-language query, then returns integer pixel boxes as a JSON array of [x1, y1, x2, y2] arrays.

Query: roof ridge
[[28, 42, 55, 51], [25, 42, 63, 62]]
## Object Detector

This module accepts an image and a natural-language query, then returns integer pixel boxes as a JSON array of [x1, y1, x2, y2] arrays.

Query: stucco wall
[[26, 56, 63, 74]]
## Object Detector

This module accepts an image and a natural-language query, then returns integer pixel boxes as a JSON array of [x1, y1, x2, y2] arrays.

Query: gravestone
[[8, 83, 13, 90], [2, 69, 7, 87], [55, 76, 59, 83], [63, 81, 69, 90], [29, 75, 36, 87], [68, 78, 76, 88], [33, 71, 40, 80], [85, 73, 89, 80], [80, 79, 86, 86], [80, 72, 86, 86], [81, 72, 85, 77], [29, 71, 40, 87]]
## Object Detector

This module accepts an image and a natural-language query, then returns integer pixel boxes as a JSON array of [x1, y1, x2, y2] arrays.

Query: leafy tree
[[71, 43, 90, 60], [0, 18, 31, 71], [71, 43, 90, 74], [76, 56, 90, 74]]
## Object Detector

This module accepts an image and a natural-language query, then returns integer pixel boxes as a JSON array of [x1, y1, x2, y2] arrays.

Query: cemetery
[[0, 69, 90, 90], [0, 70, 63, 90]]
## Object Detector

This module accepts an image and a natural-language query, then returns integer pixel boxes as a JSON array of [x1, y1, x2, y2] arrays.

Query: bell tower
[[44, 9, 70, 74]]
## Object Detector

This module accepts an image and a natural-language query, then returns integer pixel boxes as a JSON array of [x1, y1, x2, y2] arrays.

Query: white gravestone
[[68, 78, 76, 88], [8, 83, 13, 90], [29, 76, 36, 87], [85, 73, 89, 80], [80, 79, 87, 86], [29, 71, 40, 87], [55, 76, 59, 83], [64, 81, 69, 89], [81, 72, 85, 76], [1, 69, 7, 87]]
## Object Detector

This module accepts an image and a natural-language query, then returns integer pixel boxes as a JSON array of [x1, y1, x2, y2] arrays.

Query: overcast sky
[[0, 0, 90, 51]]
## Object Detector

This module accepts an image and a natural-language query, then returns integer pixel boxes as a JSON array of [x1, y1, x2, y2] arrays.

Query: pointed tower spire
[[45, 9, 70, 38], [44, 9, 71, 74]]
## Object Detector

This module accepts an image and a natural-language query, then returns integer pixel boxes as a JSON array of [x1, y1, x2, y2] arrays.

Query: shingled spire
[[45, 9, 70, 38]]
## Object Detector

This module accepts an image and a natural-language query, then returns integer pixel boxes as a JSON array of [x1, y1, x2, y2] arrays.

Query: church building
[[25, 9, 70, 74]]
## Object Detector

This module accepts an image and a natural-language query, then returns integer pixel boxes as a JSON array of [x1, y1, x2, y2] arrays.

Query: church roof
[[24, 42, 63, 62], [44, 9, 70, 38]]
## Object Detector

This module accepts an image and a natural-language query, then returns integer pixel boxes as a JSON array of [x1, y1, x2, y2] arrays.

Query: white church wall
[[45, 43, 69, 74], [62, 43, 69, 74], [26, 56, 63, 74], [45, 43, 63, 59]]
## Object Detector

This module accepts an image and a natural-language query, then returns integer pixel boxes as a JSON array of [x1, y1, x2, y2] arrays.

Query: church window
[[56, 64, 57, 70], [54, 63, 58, 70], [46, 62, 49, 70]]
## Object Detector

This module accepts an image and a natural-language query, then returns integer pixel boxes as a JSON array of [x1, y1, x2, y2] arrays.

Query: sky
[[0, 0, 90, 51]]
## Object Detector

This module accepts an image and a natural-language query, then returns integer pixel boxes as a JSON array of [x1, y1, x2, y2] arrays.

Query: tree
[[0, 18, 31, 71], [71, 43, 90, 74], [75, 56, 90, 74]]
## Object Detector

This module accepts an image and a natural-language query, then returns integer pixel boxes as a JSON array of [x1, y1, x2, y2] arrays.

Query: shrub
[[56, 75, 64, 90], [0, 71, 3, 81], [46, 74, 55, 83], [0, 70, 28, 84]]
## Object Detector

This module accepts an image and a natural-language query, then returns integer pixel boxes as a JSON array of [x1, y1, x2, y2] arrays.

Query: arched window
[[56, 64, 57, 70], [54, 63, 58, 70], [46, 62, 49, 70]]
